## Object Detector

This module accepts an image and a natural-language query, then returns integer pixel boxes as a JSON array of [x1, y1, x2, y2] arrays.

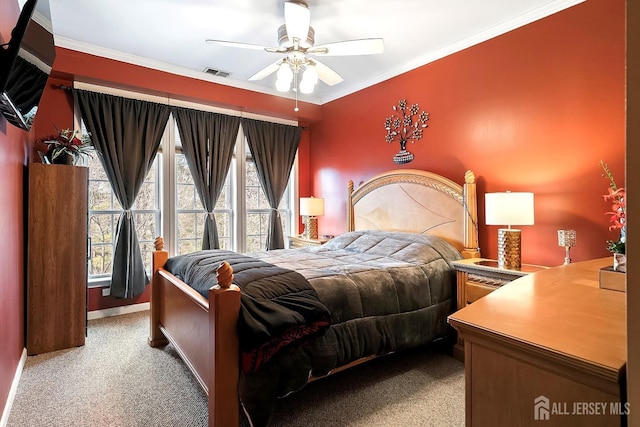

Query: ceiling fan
[[205, 1, 384, 100]]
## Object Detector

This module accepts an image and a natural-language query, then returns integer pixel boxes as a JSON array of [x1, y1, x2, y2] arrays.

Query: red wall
[[0, 0, 26, 416], [0, 0, 19, 44], [310, 0, 625, 267], [0, 105, 27, 418]]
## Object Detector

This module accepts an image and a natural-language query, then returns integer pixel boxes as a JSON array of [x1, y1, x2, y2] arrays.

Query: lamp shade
[[557, 229, 577, 247], [300, 197, 324, 217], [485, 192, 534, 226]]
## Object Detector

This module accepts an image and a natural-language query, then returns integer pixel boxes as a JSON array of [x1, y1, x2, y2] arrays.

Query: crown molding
[[54, 36, 322, 106], [32, 9, 53, 33]]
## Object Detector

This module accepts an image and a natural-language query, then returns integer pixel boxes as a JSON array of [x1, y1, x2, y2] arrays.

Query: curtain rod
[[55, 83, 307, 129]]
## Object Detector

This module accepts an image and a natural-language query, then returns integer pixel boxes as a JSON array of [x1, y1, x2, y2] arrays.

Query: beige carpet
[[7, 311, 464, 427]]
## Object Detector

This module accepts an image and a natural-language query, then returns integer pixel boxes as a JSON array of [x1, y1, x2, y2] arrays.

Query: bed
[[148, 169, 480, 427]]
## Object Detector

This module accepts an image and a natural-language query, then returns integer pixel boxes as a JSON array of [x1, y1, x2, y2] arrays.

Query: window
[[174, 128, 233, 255], [174, 133, 292, 255], [87, 153, 160, 279], [87, 154, 116, 278], [244, 141, 292, 253], [84, 96, 297, 284]]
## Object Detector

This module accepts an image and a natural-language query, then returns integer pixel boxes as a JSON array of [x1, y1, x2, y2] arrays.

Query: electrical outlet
[[102, 288, 110, 297]]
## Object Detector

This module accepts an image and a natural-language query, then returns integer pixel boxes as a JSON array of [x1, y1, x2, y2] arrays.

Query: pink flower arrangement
[[601, 160, 625, 254]]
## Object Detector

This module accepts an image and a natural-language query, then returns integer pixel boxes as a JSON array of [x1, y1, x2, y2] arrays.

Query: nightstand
[[288, 235, 329, 248], [453, 258, 548, 308], [451, 258, 548, 360]]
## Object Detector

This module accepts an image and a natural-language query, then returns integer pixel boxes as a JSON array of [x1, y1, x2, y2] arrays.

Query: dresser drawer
[[466, 281, 499, 304]]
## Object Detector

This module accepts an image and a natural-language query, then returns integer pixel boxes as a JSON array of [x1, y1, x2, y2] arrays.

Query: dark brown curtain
[[73, 89, 170, 298], [241, 118, 303, 250], [172, 107, 240, 250]]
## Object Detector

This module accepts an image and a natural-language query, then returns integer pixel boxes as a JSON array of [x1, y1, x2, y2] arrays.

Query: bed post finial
[[464, 170, 475, 185], [347, 180, 355, 232], [462, 170, 480, 259], [216, 261, 235, 289], [154, 236, 164, 251]]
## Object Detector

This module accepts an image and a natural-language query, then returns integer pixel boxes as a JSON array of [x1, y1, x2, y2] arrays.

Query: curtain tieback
[[206, 212, 215, 220], [123, 209, 132, 219]]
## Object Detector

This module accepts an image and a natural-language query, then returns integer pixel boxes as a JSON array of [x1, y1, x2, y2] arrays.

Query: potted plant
[[37, 127, 93, 165]]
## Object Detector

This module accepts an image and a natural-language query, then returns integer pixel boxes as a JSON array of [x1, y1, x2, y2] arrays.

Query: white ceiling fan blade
[[206, 39, 273, 52], [248, 60, 282, 81], [309, 38, 384, 56], [311, 59, 343, 86], [284, 1, 310, 44]]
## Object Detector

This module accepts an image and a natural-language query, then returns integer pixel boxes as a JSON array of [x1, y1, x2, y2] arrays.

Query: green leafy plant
[[38, 127, 93, 164]]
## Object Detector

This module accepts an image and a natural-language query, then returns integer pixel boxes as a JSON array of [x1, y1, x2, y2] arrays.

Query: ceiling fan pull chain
[[294, 69, 300, 112]]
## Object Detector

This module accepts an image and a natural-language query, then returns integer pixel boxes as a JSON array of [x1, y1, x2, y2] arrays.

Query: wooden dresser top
[[449, 258, 626, 375]]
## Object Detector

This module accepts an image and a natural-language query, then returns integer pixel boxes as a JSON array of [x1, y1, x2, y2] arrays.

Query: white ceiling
[[37, 0, 583, 105]]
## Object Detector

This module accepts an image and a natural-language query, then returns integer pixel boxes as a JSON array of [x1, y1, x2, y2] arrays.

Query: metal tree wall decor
[[384, 99, 429, 164]]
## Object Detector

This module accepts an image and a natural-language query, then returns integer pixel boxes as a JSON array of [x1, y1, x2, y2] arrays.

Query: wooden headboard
[[347, 169, 480, 259]]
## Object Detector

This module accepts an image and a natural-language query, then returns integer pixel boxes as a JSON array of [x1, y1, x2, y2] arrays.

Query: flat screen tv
[[0, 0, 55, 131]]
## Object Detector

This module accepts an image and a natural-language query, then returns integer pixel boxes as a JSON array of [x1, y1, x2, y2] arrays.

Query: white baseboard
[[87, 302, 150, 320], [0, 348, 27, 427]]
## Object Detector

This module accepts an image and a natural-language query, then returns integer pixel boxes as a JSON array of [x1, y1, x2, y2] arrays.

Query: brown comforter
[[252, 230, 462, 374]]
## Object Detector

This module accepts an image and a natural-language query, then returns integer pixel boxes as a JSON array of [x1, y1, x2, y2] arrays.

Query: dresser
[[448, 258, 627, 427]]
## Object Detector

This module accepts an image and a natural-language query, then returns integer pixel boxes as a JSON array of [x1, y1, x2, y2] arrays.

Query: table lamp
[[485, 191, 534, 269], [557, 229, 577, 265], [300, 197, 324, 240]]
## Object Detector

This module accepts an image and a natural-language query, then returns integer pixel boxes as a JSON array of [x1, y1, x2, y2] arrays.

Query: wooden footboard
[[149, 238, 241, 427]]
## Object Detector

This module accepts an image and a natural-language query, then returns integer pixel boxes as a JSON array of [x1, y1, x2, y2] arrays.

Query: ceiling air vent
[[203, 67, 230, 78]]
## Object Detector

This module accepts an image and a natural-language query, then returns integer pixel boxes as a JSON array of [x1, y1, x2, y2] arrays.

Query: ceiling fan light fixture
[[302, 64, 318, 85], [299, 80, 314, 94], [299, 64, 318, 94], [276, 62, 294, 92], [277, 61, 294, 82], [276, 78, 291, 92]]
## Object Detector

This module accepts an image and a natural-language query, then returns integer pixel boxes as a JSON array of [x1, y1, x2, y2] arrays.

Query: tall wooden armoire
[[27, 163, 88, 355]]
